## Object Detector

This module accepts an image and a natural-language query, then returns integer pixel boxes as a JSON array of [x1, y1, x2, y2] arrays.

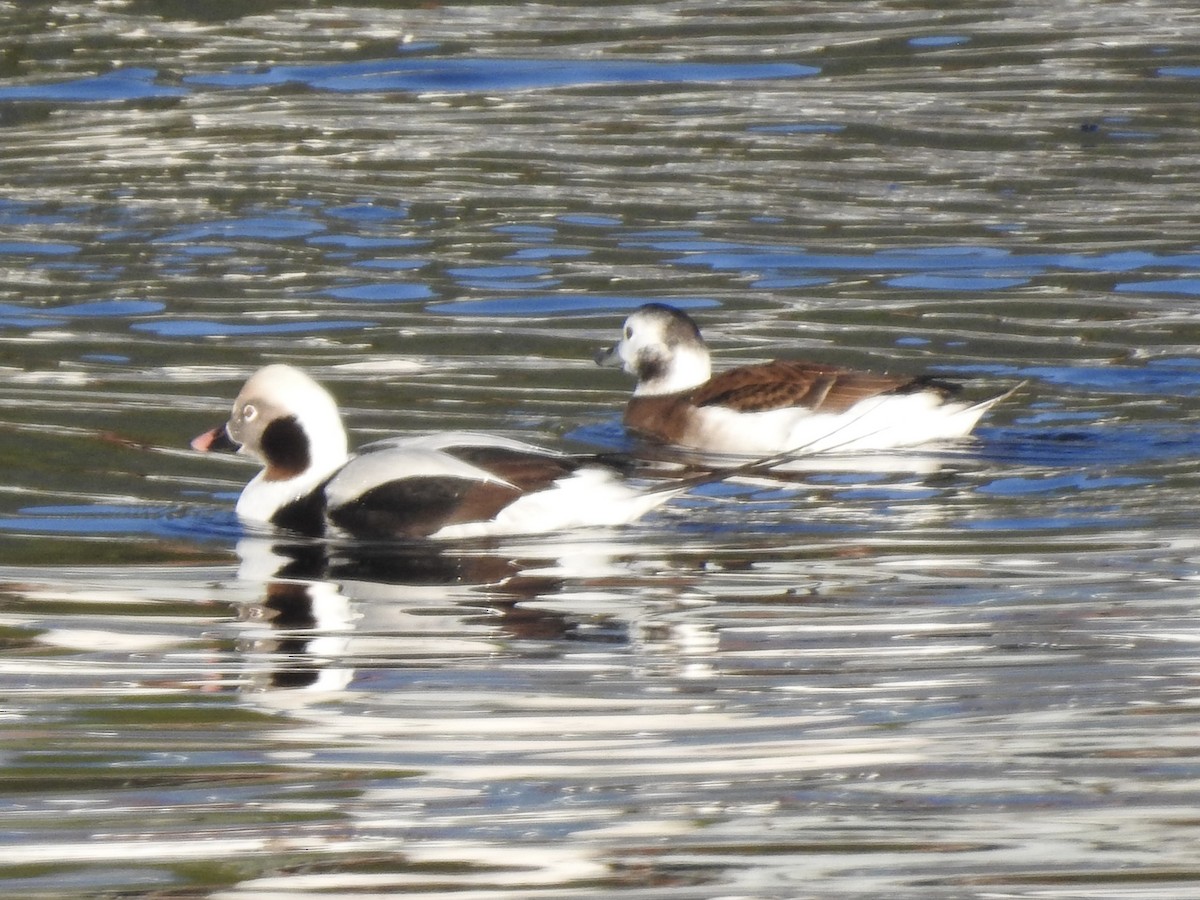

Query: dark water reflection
[[3, 1, 1200, 897]]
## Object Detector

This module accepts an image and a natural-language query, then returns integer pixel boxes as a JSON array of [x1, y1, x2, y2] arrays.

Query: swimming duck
[[191, 364, 695, 540], [596, 303, 1015, 455]]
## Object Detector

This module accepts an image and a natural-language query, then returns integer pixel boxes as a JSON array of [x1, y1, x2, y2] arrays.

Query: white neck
[[236, 444, 347, 524], [308, 432, 350, 481], [632, 344, 711, 396]]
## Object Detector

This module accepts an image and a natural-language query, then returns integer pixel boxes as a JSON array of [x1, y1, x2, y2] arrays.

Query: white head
[[224, 364, 349, 481], [595, 303, 712, 396], [190, 365, 352, 527], [191, 365, 356, 532]]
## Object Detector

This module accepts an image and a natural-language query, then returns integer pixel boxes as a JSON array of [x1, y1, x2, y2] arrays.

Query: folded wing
[[691, 361, 957, 414]]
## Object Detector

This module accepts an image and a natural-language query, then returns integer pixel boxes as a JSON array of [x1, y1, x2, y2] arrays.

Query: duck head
[[191, 364, 349, 488], [595, 303, 712, 396]]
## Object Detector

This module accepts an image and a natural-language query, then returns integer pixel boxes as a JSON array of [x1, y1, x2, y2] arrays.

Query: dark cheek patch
[[636, 353, 668, 384], [260, 415, 312, 481]]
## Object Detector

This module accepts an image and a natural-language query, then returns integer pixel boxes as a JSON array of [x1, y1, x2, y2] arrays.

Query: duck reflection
[[232, 533, 663, 693]]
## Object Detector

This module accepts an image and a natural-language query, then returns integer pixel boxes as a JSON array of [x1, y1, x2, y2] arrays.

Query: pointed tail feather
[[966, 380, 1027, 414]]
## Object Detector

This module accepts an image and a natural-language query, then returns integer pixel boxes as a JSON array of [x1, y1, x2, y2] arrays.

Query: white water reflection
[[4, 509, 1200, 896]]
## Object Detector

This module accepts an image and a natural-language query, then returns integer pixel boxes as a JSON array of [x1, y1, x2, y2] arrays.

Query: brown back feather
[[442, 445, 582, 492], [689, 361, 950, 415]]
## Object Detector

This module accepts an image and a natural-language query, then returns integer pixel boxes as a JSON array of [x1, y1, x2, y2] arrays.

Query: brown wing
[[690, 361, 952, 415], [442, 445, 582, 493], [328, 476, 524, 539]]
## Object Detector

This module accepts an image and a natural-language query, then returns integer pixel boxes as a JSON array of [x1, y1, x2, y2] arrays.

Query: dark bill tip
[[190, 423, 240, 454], [595, 345, 621, 367]]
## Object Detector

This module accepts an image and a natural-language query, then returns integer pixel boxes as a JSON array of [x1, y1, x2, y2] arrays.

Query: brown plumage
[[441, 445, 583, 492], [689, 361, 955, 414], [597, 303, 1011, 455]]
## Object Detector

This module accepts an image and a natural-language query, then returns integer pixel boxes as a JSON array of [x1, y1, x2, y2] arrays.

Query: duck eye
[[242, 403, 258, 422], [624, 325, 633, 339]]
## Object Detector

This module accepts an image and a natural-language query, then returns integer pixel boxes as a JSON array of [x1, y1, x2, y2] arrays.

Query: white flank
[[682, 391, 993, 455], [432, 467, 676, 539]]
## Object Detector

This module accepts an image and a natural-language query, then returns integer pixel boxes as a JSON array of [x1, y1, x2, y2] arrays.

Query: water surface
[[2, 2, 1200, 897]]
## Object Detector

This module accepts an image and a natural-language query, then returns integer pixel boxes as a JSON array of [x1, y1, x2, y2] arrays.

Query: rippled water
[[3, 2, 1200, 897]]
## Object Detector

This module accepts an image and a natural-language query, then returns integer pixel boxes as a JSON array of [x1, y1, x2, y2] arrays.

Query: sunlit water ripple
[[2, 2, 1200, 897]]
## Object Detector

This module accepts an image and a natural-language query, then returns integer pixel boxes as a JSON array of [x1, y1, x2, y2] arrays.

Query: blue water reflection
[[0, 240, 79, 255], [0, 68, 185, 103], [156, 216, 326, 244], [663, 236, 1192, 277], [326, 203, 409, 223], [185, 57, 819, 94], [426, 294, 720, 316], [887, 274, 1030, 290], [0, 53, 818, 108], [324, 283, 434, 302], [0, 299, 163, 329], [353, 258, 426, 271], [1115, 278, 1200, 296], [978, 473, 1149, 496], [748, 123, 846, 134], [977, 421, 1200, 470], [951, 359, 1200, 397], [6, 185, 1200, 340], [0, 504, 239, 540], [909, 36, 972, 48], [131, 318, 375, 337], [559, 235, 1200, 298], [508, 247, 589, 260], [960, 510, 1141, 532], [310, 236, 425, 250]]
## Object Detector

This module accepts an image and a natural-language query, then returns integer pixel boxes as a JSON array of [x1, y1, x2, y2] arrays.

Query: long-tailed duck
[[191, 364, 698, 540], [596, 303, 1017, 455]]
